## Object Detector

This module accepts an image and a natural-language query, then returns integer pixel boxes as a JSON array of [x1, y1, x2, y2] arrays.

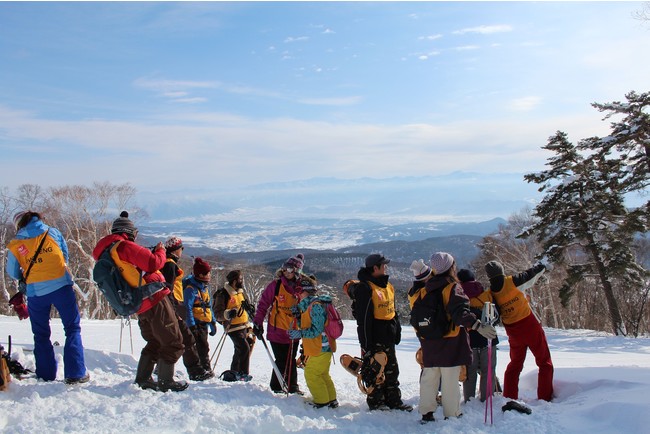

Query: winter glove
[[209, 322, 217, 336], [287, 329, 302, 340], [291, 305, 301, 318], [539, 255, 553, 271], [225, 308, 238, 320], [472, 320, 497, 340], [253, 322, 264, 339], [9, 293, 29, 320]]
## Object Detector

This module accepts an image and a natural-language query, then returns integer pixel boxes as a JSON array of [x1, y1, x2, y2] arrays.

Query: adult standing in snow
[[183, 257, 218, 375], [160, 237, 213, 381], [213, 269, 256, 381], [414, 252, 496, 423], [485, 260, 554, 401], [93, 211, 187, 392], [6, 211, 89, 384], [355, 253, 412, 411], [457, 268, 499, 403], [287, 275, 338, 408], [252, 254, 305, 394]]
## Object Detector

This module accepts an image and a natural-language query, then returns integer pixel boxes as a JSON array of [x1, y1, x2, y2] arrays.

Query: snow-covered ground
[[1, 315, 649, 433]]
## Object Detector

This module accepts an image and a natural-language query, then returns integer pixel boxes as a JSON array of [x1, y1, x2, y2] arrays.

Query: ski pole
[[211, 323, 231, 371], [485, 338, 493, 425], [128, 316, 134, 355], [258, 334, 289, 394], [119, 317, 124, 352]]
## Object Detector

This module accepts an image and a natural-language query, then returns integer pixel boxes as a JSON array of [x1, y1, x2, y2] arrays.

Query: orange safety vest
[[7, 231, 66, 284], [188, 284, 213, 323], [491, 276, 532, 325]]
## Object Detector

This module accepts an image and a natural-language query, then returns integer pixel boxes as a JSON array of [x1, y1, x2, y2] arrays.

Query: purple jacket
[[253, 273, 301, 344]]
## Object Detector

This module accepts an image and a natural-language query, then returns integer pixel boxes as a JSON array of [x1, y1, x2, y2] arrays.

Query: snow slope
[[1, 316, 649, 434]]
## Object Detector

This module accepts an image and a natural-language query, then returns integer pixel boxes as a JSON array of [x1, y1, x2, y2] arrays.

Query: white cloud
[[453, 45, 480, 51], [507, 96, 542, 112], [297, 96, 362, 106], [418, 34, 443, 41], [453, 24, 513, 35], [284, 36, 309, 43]]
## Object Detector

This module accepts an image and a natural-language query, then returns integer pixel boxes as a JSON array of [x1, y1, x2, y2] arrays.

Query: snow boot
[[157, 361, 188, 392], [134, 354, 158, 391], [420, 412, 435, 424]]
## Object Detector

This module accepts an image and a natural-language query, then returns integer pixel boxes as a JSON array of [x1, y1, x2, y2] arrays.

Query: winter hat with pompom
[[193, 257, 212, 278], [164, 236, 183, 252], [111, 211, 137, 238], [284, 253, 305, 271]]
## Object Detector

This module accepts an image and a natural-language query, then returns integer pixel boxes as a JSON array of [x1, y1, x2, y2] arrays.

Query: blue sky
[[1, 1, 649, 192]]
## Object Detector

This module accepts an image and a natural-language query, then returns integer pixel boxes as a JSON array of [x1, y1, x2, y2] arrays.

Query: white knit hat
[[430, 252, 455, 275]]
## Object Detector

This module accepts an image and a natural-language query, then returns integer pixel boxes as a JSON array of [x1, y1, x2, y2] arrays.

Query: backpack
[[320, 301, 344, 340], [93, 241, 166, 317], [409, 285, 451, 340]]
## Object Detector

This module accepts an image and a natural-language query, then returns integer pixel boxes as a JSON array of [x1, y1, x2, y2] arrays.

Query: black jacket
[[355, 267, 401, 352]]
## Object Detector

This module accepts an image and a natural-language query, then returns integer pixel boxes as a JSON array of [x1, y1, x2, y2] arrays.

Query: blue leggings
[[27, 285, 86, 381]]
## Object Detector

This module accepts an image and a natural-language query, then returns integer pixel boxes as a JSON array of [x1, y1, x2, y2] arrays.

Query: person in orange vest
[[6, 210, 88, 384], [92, 211, 187, 392], [288, 276, 338, 408], [485, 260, 553, 401], [160, 237, 213, 381], [213, 269, 255, 381], [252, 254, 305, 394]]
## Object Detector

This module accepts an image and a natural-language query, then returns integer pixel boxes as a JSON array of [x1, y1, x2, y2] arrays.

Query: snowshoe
[[502, 400, 532, 415], [328, 399, 339, 408], [340, 352, 387, 395]]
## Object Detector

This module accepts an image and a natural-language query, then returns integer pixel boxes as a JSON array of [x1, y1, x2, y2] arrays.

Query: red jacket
[[92, 233, 169, 315]]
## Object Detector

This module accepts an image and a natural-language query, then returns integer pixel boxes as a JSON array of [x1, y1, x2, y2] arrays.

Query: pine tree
[[522, 130, 647, 336]]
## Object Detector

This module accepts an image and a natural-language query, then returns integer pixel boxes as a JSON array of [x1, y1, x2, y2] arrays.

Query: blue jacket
[[6, 216, 74, 297], [296, 294, 332, 353], [183, 275, 215, 327]]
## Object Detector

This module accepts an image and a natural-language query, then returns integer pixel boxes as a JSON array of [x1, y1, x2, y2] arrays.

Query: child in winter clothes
[[288, 276, 338, 408], [457, 268, 499, 402], [252, 254, 305, 394], [413, 253, 497, 423], [183, 258, 218, 374], [214, 269, 255, 381], [485, 260, 554, 401]]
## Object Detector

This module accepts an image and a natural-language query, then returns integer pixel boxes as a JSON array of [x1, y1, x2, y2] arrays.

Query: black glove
[[226, 308, 238, 320], [253, 322, 264, 338], [209, 322, 217, 336]]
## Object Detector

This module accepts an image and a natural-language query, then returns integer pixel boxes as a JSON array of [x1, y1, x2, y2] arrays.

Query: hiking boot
[[157, 361, 189, 392], [328, 399, 339, 409], [189, 370, 214, 381], [308, 401, 329, 409], [65, 373, 90, 385], [289, 387, 305, 395], [238, 373, 253, 382], [368, 404, 390, 411], [389, 402, 413, 412], [421, 412, 435, 424]]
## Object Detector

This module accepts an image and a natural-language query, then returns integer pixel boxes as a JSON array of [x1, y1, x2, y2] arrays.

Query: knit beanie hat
[[164, 236, 183, 251], [457, 268, 476, 283], [430, 252, 454, 275], [226, 270, 241, 284], [13, 211, 29, 230], [284, 253, 305, 270], [111, 211, 137, 237], [299, 276, 317, 294], [409, 259, 432, 281], [485, 261, 505, 279], [193, 257, 212, 276]]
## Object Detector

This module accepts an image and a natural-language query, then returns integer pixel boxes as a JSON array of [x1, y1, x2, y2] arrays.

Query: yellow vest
[[7, 232, 66, 284], [269, 281, 298, 331], [491, 276, 532, 325], [189, 284, 213, 323], [109, 241, 142, 287], [300, 306, 330, 356], [226, 291, 249, 326], [369, 281, 396, 321], [166, 258, 184, 302]]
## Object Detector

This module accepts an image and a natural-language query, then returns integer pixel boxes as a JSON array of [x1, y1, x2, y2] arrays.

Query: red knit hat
[[193, 257, 212, 276]]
